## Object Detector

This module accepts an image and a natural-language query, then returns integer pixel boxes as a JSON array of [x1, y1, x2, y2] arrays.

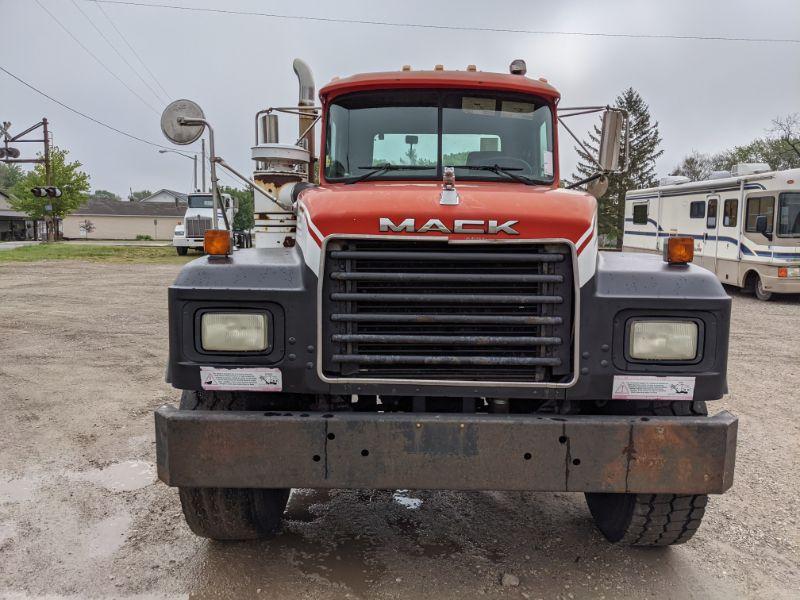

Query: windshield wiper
[[345, 164, 434, 184], [455, 164, 547, 186]]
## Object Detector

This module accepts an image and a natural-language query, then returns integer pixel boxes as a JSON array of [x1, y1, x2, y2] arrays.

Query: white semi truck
[[173, 192, 235, 255]]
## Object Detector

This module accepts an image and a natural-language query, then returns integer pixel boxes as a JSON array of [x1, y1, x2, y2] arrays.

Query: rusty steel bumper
[[154, 406, 737, 494]]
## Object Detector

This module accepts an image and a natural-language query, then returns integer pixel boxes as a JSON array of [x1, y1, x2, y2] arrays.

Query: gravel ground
[[0, 261, 797, 599]]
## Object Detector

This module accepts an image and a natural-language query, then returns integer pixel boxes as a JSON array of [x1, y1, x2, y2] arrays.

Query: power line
[[33, 0, 161, 115], [94, 0, 172, 100], [0, 64, 197, 154], [90, 0, 800, 45], [69, 0, 168, 105]]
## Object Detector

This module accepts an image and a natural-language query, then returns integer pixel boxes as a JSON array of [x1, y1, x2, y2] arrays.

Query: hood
[[297, 181, 596, 250]]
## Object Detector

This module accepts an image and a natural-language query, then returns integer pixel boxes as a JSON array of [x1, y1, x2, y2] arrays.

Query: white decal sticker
[[200, 367, 282, 392], [612, 375, 695, 400], [543, 151, 554, 177]]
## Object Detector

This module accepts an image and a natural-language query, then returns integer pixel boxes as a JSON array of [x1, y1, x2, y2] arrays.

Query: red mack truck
[[155, 59, 737, 545]]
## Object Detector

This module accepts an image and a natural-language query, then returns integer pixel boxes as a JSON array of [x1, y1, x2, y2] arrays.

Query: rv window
[[690, 201, 705, 218], [723, 199, 738, 228], [632, 203, 648, 225], [745, 196, 775, 233], [777, 192, 800, 237], [706, 198, 717, 229]]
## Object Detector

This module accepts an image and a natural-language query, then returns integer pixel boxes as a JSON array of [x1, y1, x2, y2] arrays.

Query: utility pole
[[1, 117, 52, 241], [42, 118, 53, 241], [201, 138, 207, 192]]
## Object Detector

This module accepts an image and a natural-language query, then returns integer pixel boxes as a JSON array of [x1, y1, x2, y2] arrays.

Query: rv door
[[701, 195, 720, 272], [715, 196, 740, 284]]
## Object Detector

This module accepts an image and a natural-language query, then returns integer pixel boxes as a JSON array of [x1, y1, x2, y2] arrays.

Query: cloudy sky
[[3, 0, 799, 196]]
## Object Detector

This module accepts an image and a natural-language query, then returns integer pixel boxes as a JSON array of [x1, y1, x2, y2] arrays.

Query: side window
[[690, 201, 705, 218], [632, 203, 648, 225], [706, 198, 717, 229], [723, 199, 738, 227], [745, 196, 775, 233]]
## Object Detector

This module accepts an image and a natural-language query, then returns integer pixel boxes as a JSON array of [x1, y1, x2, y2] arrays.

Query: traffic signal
[[0, 147, 21, 159], [31, 187, 62, 197]]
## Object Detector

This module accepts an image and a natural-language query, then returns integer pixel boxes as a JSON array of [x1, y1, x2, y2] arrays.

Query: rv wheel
[[754, 276, 772, 301]]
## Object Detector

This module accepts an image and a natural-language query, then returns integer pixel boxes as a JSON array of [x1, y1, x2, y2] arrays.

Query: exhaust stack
[[293, 58, 316, 162]]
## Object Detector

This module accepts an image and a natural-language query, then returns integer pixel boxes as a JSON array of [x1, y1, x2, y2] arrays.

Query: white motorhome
[[173, 192, 235, 255], [623, 164, 800, 300]]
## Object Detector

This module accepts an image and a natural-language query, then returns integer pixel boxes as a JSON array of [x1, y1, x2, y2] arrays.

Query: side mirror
[[755, 215, 773, 240], [598, 110, 624, 172]]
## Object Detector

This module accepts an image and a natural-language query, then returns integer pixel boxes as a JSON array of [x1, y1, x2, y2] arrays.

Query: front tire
[[177, 390, 291, 540], [585, 493, 708, 546], [755, 275, 773, 301], [585, 400, 709, 546], [175, 246, 188, 256]]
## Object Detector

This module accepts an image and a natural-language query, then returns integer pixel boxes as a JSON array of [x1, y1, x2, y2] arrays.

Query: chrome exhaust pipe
[[293, 58, 316, 165]]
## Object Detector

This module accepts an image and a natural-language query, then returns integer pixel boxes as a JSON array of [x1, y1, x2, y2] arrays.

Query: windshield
[[325, 89, 554, 183], [188, 195, 214, 209], [778, 192, 800, 237]]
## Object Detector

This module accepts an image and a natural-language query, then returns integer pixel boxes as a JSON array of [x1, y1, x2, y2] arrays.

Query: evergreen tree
[[572, 88, 663, 247]]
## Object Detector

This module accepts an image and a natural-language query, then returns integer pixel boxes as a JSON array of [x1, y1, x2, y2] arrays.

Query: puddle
[[392, 490, 423, 510], [66, 460, 155, 492], [0, 474, 38, 504], [277, 529, 385, 598], [86, 512, 132, 558]]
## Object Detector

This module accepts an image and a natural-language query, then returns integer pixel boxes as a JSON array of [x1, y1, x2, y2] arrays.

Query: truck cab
[[172, 192, 234, 255], [156, 61, 737, 546]]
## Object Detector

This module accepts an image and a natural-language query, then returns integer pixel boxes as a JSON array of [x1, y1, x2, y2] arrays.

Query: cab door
[[701, 195, 720, 271]]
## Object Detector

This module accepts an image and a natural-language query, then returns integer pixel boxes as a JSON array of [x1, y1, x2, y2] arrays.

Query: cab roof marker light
[[204, 230, 232, 256], [663, 236, 694, 265]]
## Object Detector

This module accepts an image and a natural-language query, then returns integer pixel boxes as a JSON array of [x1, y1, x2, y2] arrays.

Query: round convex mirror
[[161, 99, 205, 145]]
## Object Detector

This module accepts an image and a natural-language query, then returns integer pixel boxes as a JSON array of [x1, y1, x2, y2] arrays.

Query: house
[[138, 189, 188, 205], [0, 189, 36, 241], [62, 197, 186, 240]]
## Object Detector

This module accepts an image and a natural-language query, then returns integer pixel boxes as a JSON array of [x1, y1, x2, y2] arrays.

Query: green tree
[[10, 147, 90, 239], [128, 189, 152, 201], [93, 189, 121, 200], [572, 88, 663, 247], [220, 185, 254, 231], [671, 113, 800, 180], [0, 163, 24, 191], [670, 150, 714, 181]]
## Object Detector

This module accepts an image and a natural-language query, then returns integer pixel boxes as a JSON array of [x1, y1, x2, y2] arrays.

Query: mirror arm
[[558, 116, 602, 169], [295, 114, 322, 147], [179, 116, 226, 230], [567, 172, 604, 190], [213, 157, 293, 212]]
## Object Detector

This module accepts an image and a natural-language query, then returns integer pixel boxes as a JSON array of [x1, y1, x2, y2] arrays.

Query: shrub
[[135, 234, 153, 240]]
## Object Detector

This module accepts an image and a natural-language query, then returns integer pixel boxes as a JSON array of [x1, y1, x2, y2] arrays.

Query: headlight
[[629, 320, 698, 361], [201, 313, 267, 352]]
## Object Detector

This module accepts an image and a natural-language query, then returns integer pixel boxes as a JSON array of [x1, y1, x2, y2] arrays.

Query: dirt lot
[[0, 261, 798, 599]]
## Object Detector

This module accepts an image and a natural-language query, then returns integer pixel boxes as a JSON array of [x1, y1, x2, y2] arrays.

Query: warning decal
[[200, 367, 282, 392], [612, 375, 695, 400]]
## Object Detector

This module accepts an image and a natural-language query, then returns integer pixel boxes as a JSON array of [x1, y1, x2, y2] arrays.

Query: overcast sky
[[3, 0, 799, 196]]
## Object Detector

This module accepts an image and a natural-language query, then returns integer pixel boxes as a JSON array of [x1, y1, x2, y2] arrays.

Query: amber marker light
[[664, 236, 694, 265], [204, 230, 231, 256]]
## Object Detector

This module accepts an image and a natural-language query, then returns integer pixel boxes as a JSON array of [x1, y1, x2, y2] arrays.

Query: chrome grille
[[321, 239, 575, 383], [185, 217, 211, 238]]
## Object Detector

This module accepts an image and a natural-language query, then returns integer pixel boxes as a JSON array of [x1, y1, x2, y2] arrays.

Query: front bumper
[[155, 406, 737, 494], [173, 237, 204, 248], [761, 273, 800, 294]]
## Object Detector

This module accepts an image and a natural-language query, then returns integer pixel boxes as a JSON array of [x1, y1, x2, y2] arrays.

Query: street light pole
[[158, 149, 198, 192]]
